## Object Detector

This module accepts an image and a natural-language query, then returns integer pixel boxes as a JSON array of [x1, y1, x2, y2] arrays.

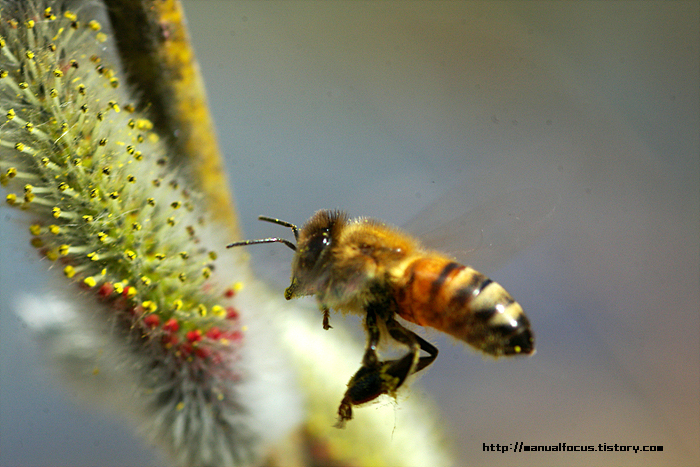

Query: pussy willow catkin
[[0, 2, 301, 465]]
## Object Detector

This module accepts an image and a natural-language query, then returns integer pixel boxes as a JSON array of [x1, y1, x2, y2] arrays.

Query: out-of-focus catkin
[[0, 2, 302, 465]]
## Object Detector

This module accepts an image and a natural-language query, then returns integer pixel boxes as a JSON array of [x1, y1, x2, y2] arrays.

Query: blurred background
[[1, 1, 698, 466]]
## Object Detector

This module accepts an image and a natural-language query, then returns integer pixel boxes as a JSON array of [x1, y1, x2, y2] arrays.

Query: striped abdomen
[[393, 256, 533, 356]]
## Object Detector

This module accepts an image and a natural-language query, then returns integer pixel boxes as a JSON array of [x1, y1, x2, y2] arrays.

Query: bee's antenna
[[257, 216, 299, 241], [226, 216, 300, 251], [226, 238, 297, 251]]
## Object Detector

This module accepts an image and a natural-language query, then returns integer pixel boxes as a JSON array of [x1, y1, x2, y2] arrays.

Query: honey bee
[[227, 205, 536, 427]]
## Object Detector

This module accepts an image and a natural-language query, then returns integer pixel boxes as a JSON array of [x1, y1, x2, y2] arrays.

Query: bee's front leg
[[321, 306, 332, 330]]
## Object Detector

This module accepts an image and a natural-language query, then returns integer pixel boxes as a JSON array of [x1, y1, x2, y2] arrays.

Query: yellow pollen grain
[[136, 118, 153, 130]]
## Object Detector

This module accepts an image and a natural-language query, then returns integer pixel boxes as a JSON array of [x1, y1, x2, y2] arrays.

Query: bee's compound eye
[[299, 230, 331, 269]]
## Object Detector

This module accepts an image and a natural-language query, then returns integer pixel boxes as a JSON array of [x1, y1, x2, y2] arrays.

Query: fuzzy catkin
[[0, 2, 301, 466]]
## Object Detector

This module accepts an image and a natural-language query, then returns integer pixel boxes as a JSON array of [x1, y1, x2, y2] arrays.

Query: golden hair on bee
[[228, 209, 533, 426]]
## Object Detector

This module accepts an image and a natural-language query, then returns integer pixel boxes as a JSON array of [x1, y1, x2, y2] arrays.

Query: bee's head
[[285, 210, 347, 299], [226, 210, 347, 299]]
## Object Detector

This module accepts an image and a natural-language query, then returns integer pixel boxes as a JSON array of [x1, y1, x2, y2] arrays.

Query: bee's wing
[[404, 186, 559, 274]]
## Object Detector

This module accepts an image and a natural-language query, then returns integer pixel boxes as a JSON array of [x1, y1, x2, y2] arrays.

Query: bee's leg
[[336, 309, 382, 427], [336, 363, 385, 428], [335, 343, 434, 428], [336, 312, 440, 427], [343, 319, 438, 416], [361, 307, 380, 367], [321, 306, 332, 330], [385, 318, 439, 376]]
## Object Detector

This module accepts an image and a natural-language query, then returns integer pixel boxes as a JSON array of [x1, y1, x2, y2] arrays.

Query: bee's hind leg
[[335, 313, 438, 428], [336, 308, 382, 427], [386, 318, 439, 376]]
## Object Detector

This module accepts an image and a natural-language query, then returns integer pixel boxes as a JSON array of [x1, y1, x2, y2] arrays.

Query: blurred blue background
[[1, 2, 698, 466]]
